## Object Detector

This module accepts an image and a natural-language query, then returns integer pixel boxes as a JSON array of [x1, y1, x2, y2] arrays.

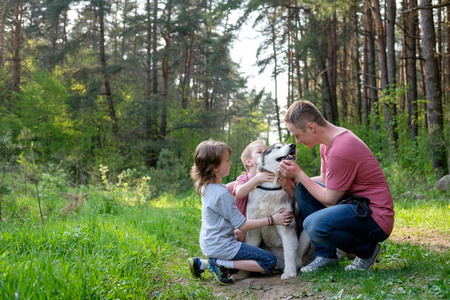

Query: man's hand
[[279, 159, 303, 180]]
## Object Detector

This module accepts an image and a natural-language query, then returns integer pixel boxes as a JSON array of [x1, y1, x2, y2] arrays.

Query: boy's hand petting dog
[[254, 171, 276, 185], [272, 208, 293, 226]]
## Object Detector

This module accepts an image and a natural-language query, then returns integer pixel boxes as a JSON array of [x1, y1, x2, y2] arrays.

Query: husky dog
[[240, 143, 314, 280]]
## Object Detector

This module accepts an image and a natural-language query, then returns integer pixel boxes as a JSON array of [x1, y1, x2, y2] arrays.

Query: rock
[[435, 175, 450, 192], [415, 194, 426, 200], [400, 191, 425, 200], [400, 191, 412, 198]]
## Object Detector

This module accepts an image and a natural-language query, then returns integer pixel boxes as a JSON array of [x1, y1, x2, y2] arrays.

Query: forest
[[0, 1, 449, 298], [0, 0, 449, 195]]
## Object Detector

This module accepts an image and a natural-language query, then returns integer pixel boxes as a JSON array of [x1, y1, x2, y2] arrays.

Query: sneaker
[[207, 258, 233, 285], [187, 257, 204, 278], [345, 243, 382, 271], [300, 256, 339, 273]]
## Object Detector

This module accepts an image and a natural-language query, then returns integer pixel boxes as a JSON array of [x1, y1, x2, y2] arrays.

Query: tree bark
[[404, 0, 419, 140], [386, 0, 398, 144], [352, 12, 362, 123], [341, 16, 348, 121], [373, 0, 396, 150], [419, 0, 448, 175], [364, 2, 378, 129], [327, 13, 338, 124], [145, 0, 158, 168], [363, 17, 369, 124], [0, 9, 5, 67], [270, 8, 282, 141], [160, 0, 171, 138], [12, 2, 23, 95], [98, 3, 120, 145], [447, 5, 450, 100]]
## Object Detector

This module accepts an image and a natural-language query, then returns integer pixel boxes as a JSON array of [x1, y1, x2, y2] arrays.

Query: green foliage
[[0, 188, 215, 299], [146, 149, 192, 198], [14, 71, 78, 158]]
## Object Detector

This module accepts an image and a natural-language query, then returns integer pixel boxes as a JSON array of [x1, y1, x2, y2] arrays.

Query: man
[[279, 100, 394, 272]]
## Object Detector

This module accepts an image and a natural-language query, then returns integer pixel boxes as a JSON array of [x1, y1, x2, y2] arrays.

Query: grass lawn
[[0, 187, 449, 299]]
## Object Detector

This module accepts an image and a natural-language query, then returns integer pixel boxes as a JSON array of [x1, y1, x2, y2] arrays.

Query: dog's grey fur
[[237, 143, 314, 280]]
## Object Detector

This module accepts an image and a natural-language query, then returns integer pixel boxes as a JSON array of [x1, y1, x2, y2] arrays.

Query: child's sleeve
[[232, 174, 248, 195], [219, 191, 246, 229]]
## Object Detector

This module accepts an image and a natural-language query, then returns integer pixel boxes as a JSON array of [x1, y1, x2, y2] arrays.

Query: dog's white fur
[[236, 143, 313, 280]]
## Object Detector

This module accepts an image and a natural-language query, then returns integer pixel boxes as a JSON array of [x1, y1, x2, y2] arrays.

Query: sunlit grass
[[394, 197, 450, 232], [1, 185, 449, 299]]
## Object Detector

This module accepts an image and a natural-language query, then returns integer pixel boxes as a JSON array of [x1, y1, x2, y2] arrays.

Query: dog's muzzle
[[276, 144, 297, 162]]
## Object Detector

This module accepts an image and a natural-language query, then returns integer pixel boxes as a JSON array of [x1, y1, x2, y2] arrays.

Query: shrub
[[146, 149, 192, 198]]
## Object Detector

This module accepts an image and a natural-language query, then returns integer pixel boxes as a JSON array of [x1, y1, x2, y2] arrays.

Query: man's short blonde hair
[[284, 100, 327, 130]]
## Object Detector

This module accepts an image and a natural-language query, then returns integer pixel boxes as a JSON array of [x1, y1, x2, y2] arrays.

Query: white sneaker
[[345, 243, 382, 271], [300, 256, 339, 273]]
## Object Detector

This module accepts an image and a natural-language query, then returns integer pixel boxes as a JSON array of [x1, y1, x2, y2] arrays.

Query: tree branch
[[401, 2, 450, 14]]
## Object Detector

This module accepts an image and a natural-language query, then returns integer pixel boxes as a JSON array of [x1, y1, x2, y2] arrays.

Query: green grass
[[0, 185, 449, 299], [394, 196, 450, 232]]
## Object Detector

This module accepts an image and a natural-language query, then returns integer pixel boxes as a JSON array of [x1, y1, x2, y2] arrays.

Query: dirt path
[[388, 227, 450, 252], [210, 227, 449, 299]]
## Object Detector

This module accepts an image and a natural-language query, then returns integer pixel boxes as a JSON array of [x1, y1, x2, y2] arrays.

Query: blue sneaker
[[187, 257, 204, 278], [207, 258, 233, 285]]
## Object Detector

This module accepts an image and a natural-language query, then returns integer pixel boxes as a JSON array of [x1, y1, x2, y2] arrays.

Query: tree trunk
[[352, 11, 362, 123], [98, 4, 120, 145], [437, 1, 443, 88], [62, 10, 68, 45], [295, 11, 304, 100], [365, 2, 378, 129], [386, 0, 398, 144], [373, 0, 396, 150], [121, 0, 129, 60], [145, 0, 158, 168], [0, 9, 5, 67], [152, 0, 158, 95], [341, 16, 348, 122], [318, 53, 334, 123], [447, 6, 450, 100], [327, 13, 338, 124], [419, 0, 448, 175], [270, 11, 282, 142], [404, 0, 418, 140], [12, 2, 23, 95], [363, 18, 369, 125], [160, 0, 171, 138]]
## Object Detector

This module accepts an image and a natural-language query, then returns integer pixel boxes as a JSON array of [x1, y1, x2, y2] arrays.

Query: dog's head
[[256, 143, 297, 174]]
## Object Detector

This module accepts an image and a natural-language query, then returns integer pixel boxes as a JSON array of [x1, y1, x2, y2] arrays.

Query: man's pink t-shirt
[[232, 173, 254, 217], [320, 130, 395, 235]]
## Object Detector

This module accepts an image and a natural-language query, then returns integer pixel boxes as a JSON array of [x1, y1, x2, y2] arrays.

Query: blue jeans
[[295, 182, 389, 259], [232, 243, 277, 274]]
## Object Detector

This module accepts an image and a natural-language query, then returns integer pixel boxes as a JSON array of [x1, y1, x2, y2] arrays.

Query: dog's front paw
[[280, 271, 297, 280]]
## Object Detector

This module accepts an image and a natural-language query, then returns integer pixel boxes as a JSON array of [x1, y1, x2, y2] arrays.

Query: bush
[[146, 149, 192, 198]]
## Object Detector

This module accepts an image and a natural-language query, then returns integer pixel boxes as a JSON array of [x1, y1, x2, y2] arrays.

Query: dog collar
[[256, 186, 283, 191]]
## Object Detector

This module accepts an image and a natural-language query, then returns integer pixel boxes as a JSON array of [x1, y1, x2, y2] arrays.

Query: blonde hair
[[240, 140, 266, 173], [284, 100, 327, 130], [190, 140, 232, 196]]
